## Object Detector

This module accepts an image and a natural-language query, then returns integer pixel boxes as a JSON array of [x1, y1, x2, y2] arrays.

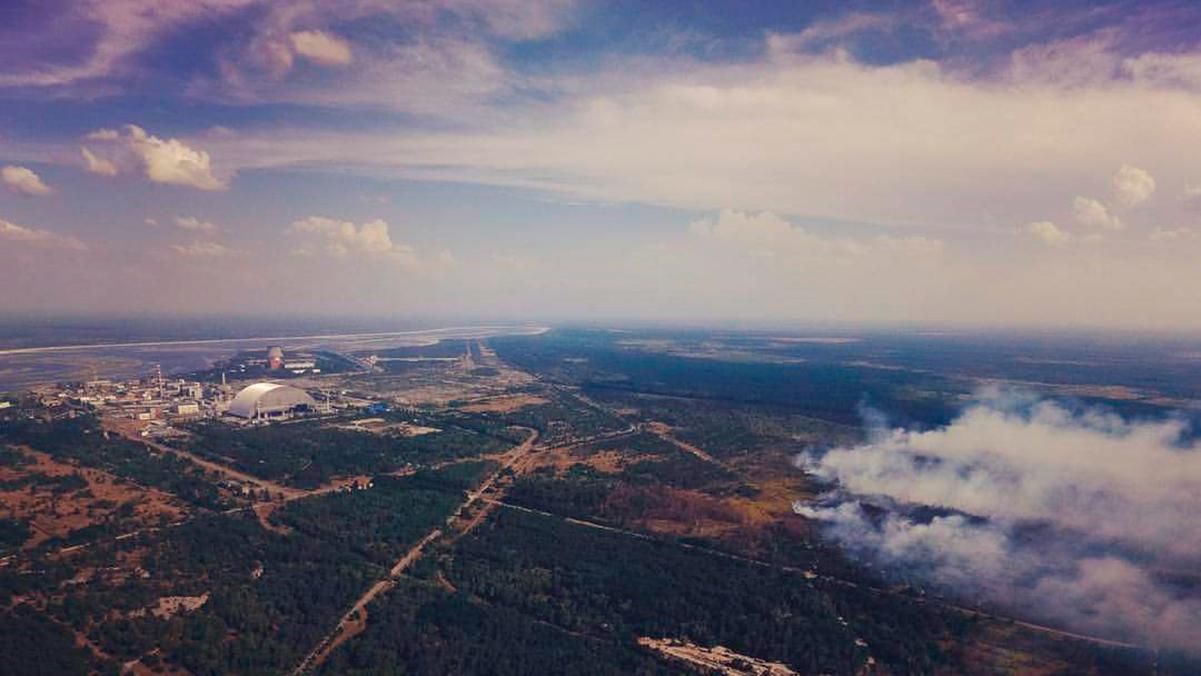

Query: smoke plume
[[794, 388, 1201, 651]]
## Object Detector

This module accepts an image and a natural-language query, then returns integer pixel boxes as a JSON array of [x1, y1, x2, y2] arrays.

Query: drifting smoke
[[794, 389, 1201, 651]]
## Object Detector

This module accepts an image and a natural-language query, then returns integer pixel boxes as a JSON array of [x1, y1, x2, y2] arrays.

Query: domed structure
[[227, 382, 316, 420]]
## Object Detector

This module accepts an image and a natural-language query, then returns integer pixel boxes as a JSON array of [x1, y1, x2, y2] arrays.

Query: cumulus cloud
[[795, 391, 1201, 650], [293, 217, 430, 264], [288, 30, 352, 66], [1, 165, 52, 196], [83, 125, 226, 190], [1024, 220, 1069, 246], [1112, 164, 1156, 207], [1072, 196, 1122, 230], [0, 217, 85, 250], [174, 216, 218, 233]]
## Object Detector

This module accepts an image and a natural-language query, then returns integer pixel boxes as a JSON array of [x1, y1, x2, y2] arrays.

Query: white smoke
[[794, 389, 1201, 651]]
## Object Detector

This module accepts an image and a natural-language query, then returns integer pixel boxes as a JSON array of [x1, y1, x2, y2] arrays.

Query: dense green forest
[[0, 604, 98, 675], [179, 418, 509, 487], [320, 578, 668, 675], [441, 508, 955, 673]]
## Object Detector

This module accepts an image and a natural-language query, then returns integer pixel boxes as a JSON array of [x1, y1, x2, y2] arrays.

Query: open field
[[459, 393, 550, 413]]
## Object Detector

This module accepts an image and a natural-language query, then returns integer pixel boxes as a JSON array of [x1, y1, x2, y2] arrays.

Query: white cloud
[[688, 209, 943, 260], [1071, 196, 1122, 230], [85, 128, 121, 141], [1, 165, 52, 196], [768, 13, 896, 54], [83, 125, 226, 190], [80, 147, 119, 177], [1123, 51, 1201, 91], [290, 216, 411, 259], [288, 30, 352, 66], [1112, 164, 1155, 207], [0, 217, 85, 250], [1024, 220, 1069, 245], [795, 391, 1201, 649], [126, 125, 225, 190], [171, 241, 232, 258], [174, 215, 218, 233]]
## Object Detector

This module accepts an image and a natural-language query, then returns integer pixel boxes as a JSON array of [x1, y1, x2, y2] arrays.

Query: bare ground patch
[[0, 447, 187, 550], [459, 394, 550, 413]]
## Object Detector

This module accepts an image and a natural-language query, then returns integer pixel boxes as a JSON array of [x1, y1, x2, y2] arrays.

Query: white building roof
[[227, 382, 316, 418]]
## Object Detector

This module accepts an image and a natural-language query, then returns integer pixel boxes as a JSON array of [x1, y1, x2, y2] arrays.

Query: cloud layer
[[795, 390, 1201, 650]]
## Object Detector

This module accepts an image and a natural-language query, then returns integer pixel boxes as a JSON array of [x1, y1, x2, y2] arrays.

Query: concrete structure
[[267, 346, 285, 370], [228, 382, 316, 420], [175, 402, 201, 416]]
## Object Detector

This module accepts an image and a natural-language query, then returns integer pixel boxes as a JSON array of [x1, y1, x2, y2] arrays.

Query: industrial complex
[[21, 346, 376, 436]]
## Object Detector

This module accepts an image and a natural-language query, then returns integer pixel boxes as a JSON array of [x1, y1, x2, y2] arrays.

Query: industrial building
[[227, 382, 317, 421]]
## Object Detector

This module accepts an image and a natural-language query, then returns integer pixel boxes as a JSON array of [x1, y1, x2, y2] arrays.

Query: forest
[[178, 418, 509, 488]]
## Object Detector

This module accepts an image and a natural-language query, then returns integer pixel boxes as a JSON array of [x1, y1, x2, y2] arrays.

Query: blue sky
[[2, 0, 1201, 328]]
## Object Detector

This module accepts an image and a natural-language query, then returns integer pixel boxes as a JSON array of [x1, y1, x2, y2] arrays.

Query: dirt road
[[105, 420, 306, 499], [290, 427, 540, 675]]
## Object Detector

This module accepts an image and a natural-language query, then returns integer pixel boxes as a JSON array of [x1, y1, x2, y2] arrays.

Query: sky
[[2, 0, 1201, 329]]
